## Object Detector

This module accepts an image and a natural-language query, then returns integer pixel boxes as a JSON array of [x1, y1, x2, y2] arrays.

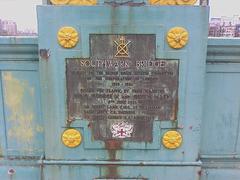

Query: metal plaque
[[66, 34, 179, 142]]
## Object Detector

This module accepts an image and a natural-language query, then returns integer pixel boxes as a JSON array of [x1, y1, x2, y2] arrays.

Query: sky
[[0, 0, 42, 31], [0, 0, 239, 32], [209, 0, 240, 18]]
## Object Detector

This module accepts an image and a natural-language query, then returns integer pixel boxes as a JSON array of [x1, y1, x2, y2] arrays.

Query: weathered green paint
[[200, 38, 240, 180], [0, 37, 43, 179], [37, 5, 209, 179], [0, 7, 240, 180], [2, 71, 44, 156]]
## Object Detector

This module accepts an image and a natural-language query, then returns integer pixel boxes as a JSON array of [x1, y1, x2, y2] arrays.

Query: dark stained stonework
[[66, 34, 179, 142]]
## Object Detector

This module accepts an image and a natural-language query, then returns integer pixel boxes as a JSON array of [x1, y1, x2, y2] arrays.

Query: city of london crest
[[111, 121, 134, 138]]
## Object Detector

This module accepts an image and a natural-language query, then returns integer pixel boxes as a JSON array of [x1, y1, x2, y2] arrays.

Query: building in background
[[235, 24, 240, 37], [1, 16, 240, 37], [0, 19, 2, 34], [209, 17, 221, 37], [0, 18, 37, 36], [209, 15, 240, 37], [1, 20, 17, 35]]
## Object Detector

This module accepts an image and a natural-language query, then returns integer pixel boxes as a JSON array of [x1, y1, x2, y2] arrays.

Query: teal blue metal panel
[[201, 39, 240, 157], [44, 165, 99, 180], [201, 169, 240, 180], [43, 164, 201, 180], [37, 6, 209, 166], [0, 38, 44, 157], [200, 39, 240, 180], [0, 73, 7, 157], [201, 64, 240, 155], [1, 70, 44, 156], [201, 158, 240, 180], [1, 37, 240, 179], [207, 38, 240, 63], [0, 37, 38, 61], [0, 165, 40, 180]]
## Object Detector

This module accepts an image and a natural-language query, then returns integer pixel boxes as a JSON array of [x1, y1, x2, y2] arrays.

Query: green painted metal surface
[[0, 37, 43, 179], [0, 38, 240, 180], [0, 5, 240, 180], [36, 5, 209, 179], [200, 39, 240, 180]]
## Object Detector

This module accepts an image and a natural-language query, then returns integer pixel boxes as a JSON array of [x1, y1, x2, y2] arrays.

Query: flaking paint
[[3, 72, 35, 146]]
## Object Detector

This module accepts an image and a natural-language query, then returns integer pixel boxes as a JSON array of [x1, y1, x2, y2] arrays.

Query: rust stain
[[39, 49, 50, 60], [105, 165, 119, 179], [170, 95, 178, 120], [88, 122, 93, 128], [105, 139, 122, 150], [198, 170, 202, 176], [66, 116, 75, 127], [104, 139, 122, 160], [103, 140, 122, 178], [2, 72, 41, 149]]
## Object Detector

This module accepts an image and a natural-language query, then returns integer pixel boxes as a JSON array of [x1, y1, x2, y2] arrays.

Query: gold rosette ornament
[[149, 0, 176, 5], [176, 0, 197, 5], [162, 130, 182, 149], [62, 129, 82, 148], [57, 27, 79, 48], [50, 0, 97, 5], [68, 0, 97, 5], [167, 27, 189, 49], [50, 0, 70, 5]]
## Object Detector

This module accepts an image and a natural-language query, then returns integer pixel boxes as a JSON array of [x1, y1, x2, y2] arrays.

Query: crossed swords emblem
[[114, 36, 131, 58]]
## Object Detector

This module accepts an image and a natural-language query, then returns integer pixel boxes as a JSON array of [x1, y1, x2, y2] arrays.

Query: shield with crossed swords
[[114, 36, 131, 58]]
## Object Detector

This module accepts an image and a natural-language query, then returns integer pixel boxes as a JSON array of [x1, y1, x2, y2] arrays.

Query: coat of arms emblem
[[111, 121, 134, 138], [114, 36, 131, 58]]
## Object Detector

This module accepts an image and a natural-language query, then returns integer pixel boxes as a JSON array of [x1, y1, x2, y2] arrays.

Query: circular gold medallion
[[62, 129, 82, 148], [149, 0, 176, 5], [176, 0, 197, 5], [57, 26, 79, 48], [162, 130, 182, 149], [68, 0, 97, 5], [50, 0, 70, 5], [167, 27, 189, 49]]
